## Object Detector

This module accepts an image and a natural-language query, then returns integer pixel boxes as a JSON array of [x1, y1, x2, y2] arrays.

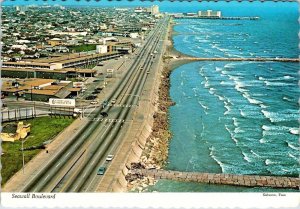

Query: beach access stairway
[[130, 169, 300, 189]]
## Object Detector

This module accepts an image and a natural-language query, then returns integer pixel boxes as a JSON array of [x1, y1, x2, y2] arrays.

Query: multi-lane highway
[[19, 16, 170, 193]]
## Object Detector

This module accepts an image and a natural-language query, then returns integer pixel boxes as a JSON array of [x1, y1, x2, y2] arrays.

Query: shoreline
[[126, 19, 195, 192]]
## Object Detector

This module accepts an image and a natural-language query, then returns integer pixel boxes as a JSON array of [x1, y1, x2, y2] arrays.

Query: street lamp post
[[22, 139, 25, 174]]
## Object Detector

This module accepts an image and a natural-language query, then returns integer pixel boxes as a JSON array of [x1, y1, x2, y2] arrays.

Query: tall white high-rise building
[[151, 5, 159, 15]]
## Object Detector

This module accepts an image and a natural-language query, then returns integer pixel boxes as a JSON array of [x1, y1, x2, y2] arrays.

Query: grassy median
[[1, 116, 74, 186]]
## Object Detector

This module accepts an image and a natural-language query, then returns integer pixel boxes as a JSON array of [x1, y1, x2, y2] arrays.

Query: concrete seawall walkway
[[130, 169, 300, 189]]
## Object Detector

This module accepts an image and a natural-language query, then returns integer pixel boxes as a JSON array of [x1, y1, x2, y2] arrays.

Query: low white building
[[129, 33, 139, 39], [96, 45, 108, 54]]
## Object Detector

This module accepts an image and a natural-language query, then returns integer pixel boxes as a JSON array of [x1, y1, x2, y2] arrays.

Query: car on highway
[[102, 100, 108, 106], [92, 89, 101, 94], [146, 70, 150, 74], [90, 101, 98, 105], [97, 166, 106, 175], [86, 95, 97, 100], [111, 99, 116, 104], [100, 112, 108, 117], [106, 155, 114, 162]]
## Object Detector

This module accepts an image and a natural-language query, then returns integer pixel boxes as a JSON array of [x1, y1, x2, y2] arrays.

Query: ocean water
[[146, 2, 299, 192]]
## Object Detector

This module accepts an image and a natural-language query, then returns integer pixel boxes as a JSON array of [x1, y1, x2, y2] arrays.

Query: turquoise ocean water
[[146, 2, 299, 192]]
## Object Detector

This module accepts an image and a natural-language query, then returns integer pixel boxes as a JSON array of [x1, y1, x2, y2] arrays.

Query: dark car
[[97, 166, 106, 175], [96, 87, 103, 91], [102, 100, 108, 107], [92, 90, 100, 94], [86, 95, 97, 100], [100, 112, 108, 117]]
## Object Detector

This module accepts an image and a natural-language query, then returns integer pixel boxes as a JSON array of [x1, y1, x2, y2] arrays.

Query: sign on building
[[49, 98, 76, 107], [73, 82, 84, 88]]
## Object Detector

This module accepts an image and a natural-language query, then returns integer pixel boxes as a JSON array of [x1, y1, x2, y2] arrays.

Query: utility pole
[[30, 85, 33, 101]]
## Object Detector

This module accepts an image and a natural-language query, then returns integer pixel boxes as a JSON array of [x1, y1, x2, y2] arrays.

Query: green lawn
[[1, 116, 74, 186], [69, 44, 97, 52]]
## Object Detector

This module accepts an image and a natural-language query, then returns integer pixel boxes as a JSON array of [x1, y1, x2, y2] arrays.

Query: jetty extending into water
[[130, 169, 300, 189], [170, 57, 300, 63]]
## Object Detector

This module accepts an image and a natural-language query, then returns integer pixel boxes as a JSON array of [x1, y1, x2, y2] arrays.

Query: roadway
[[18, 16, 170, 193]]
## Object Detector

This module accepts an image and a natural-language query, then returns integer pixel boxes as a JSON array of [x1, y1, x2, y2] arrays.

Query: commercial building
[[2, 78, 74, 102], [151, 5, 159, 15]]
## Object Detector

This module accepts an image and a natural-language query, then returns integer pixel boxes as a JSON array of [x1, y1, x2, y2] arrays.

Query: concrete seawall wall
[[110, 74, 160, 192]]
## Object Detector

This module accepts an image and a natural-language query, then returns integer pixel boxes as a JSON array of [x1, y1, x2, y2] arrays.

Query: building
[[96, 45, 108, 54], [1, 78, 73, 102], [47, 38, 64, 47], [151, 5, 159, 15], [198, 10, 222, 18]]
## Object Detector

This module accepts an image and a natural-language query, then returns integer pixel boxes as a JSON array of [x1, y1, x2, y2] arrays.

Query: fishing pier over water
[[174, 16, 259, 20], [130, 169, 300, 189]]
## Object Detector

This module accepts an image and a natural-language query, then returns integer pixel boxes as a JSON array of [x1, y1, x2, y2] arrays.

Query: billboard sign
[[73, 82, 84, 88], [49, 98, 75, 107]]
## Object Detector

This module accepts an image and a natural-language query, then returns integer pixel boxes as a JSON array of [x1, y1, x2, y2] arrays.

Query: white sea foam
[[224, 103, 231, 115], [261, 110, 298, 123], [220, 81, 234, 86], [225, 125, 238, 144], [287, 142, 299, 151], [283, 96, 294, 102], [250, 150, 261, 158], [242, 92, 262, 105], [204, 80, 210, 88], [265, 159, 275, 165], [234, 81, 248, 93], [259, 104, 269, 109], [288, 153, 299, 161], [264, 81, 292, 87], [209, 146, 225, 173], [232, 117, 239, 127], [208, 88, 216, 95], [234, 127, 245, 134], [289, 128, 299, 135], [259, 138, 267, 144], [217, 95, 225, 101], [242, 152, 252, 162], [215, 67, 222, 72], [198, 100, 209, 110], [240, 109, 246, 117]]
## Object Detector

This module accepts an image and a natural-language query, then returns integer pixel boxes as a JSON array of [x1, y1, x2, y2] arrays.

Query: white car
[[90, 101, 98, 105], [106, 155, 114, 161], [111, 99, 116, 104]]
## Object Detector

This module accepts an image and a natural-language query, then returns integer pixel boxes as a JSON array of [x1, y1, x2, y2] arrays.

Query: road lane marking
[[55, 162, 61, 168]]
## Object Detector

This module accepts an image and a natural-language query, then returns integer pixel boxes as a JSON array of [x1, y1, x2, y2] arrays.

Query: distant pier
[[174, 16, 259, 20], [130, 169, 300, 189]]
